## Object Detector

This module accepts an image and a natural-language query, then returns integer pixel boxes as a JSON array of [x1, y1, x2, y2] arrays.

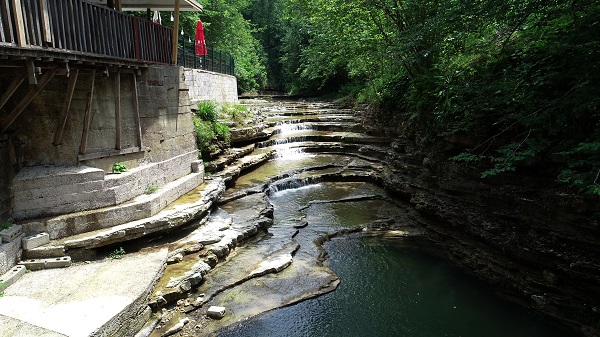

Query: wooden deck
[[0, 0, 173, 65]]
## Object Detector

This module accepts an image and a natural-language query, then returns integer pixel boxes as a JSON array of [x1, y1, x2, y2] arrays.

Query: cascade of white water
[[273, 121, 314, 160]]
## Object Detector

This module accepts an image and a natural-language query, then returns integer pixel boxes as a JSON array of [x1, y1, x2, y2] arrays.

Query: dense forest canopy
[[144, 0, 600, 194]]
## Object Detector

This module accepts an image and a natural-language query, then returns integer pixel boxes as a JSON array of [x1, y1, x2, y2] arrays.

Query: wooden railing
[[0, 0, 173, 64]]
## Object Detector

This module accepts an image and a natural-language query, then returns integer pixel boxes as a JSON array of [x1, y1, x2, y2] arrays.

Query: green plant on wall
[[0, 219, 13, 231], [0, 281, 4, 297], [112, 162, 127, 174], [145, 182, 159, 195], [109, 247, 126, 260], [193, 101, 232, 161]]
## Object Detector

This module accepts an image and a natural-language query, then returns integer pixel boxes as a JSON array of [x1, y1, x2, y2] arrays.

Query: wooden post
[[39, 0, 52, 44], [53, 69, 79, 145], [0, 69, 57, 134], [132, 72, 142, 148], [115, 0, 122, 11], [79, 69, 96, 155], [26, 59, 37, 84], [11, 0, 26, 47], [171, 0, 180, 64], [114, 72, 121, 150]]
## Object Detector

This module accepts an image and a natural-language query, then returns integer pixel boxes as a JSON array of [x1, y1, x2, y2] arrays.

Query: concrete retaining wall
[[182, 68, 238, 104], [2, 65, 202, 221]]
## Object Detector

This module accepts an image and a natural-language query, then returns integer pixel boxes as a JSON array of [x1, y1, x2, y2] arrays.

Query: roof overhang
[[88, 0, 203, 11]]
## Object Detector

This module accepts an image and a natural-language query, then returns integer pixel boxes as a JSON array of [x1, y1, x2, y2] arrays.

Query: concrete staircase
[[2, 151, 215, 279], [13, 151, 201, 220]]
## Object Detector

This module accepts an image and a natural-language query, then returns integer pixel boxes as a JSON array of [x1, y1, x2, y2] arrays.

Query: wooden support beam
[[132, 72, 142, 148], [171, 0, 180, 64], [53, 69, 79, 145], [79, 69, 96, 155], [11, 0, 26, 47], [0, 69, 57, 134], [114, 72, 121, 150], [0, 76, 25, 111], [7, 136, 16, 165], [39, 0, 52, 45], [26, 59, 37, 84], [115, 0, 122, 11]]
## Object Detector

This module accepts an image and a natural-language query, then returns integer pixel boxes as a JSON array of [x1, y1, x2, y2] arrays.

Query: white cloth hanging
[[152, 10, 161, 24]]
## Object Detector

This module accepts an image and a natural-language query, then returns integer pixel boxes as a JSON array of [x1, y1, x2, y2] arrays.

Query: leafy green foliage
[[0, 218, 12, 231], [109, 247, 126, 260], [193, 101, 233, 160], [197, 101, 218, 122], [145, 182, 159, 195], [112, 162, 127, 174], [220, 103, 252, 126], [269, 0, 599, 195]]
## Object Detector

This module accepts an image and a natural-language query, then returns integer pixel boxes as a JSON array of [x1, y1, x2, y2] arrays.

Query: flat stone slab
[[0, 249, 168, 337], [22, 232, 50, 250], [19, 256, 71, 271], [0, 265, 26, 291], [0, 225, 23, 243]]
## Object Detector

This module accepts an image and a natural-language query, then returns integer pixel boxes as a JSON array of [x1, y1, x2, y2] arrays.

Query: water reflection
[[218, 235, 577, 337]]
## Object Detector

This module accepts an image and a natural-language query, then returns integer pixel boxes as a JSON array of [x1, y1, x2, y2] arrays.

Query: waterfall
[[277, 123, 313, 134], [268, 177, 321, 194]]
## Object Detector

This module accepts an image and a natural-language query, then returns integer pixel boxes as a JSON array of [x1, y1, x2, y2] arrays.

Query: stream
[[164, 100, 578, 337]]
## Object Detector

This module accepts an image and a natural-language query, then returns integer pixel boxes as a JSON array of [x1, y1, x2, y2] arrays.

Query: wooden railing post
[[171, 0, 180, 64], [11, 0, 27, 47], [39, 0, 52, 44]]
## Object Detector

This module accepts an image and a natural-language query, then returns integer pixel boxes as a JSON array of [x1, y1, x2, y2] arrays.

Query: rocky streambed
[[137, 99, 597, 337]]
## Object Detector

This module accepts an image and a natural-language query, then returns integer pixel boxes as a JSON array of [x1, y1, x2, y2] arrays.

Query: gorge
[[142, 98, 597, 337]]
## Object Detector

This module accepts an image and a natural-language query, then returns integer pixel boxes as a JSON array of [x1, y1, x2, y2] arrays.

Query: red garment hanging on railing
[[195, 20, 208, 56]]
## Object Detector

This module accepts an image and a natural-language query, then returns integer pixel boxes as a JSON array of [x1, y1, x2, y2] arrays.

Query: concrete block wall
[[182, 68, 238, 104], [4, 65, 201, 222]]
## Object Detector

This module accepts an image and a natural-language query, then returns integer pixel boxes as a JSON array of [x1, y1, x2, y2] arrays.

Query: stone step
[[13, 165, 105, 190], [14, 189, 115, 220], [0, 265, 26, 291], [26, 179, 225, 259], [20, 171, 205, 241], [21, 232, 49, 250], [0, 225, 22, 243], [19, 257, 71, 271]]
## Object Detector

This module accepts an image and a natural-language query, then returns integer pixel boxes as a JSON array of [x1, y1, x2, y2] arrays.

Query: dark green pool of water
[[218, 235, 577, 337]]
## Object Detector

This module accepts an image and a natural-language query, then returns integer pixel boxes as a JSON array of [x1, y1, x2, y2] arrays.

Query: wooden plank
[[0, 69, 56, 134], [26, 58, 36, 84], [83, 2, 92, 52], [0, 76, 24, 111], [53, 68, 78, 145], [2, 0, 15, 44], [171, 0, 180, 64], [49, 0, 60, 48], [58, 0, 66, 48], [39, 0, 51, 44], [132, 72, 142, 148], [79, 69, 95, 155], [31, 0, 43, 46], [11, 0, 26, 47], [114, 71, 121, 150]]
